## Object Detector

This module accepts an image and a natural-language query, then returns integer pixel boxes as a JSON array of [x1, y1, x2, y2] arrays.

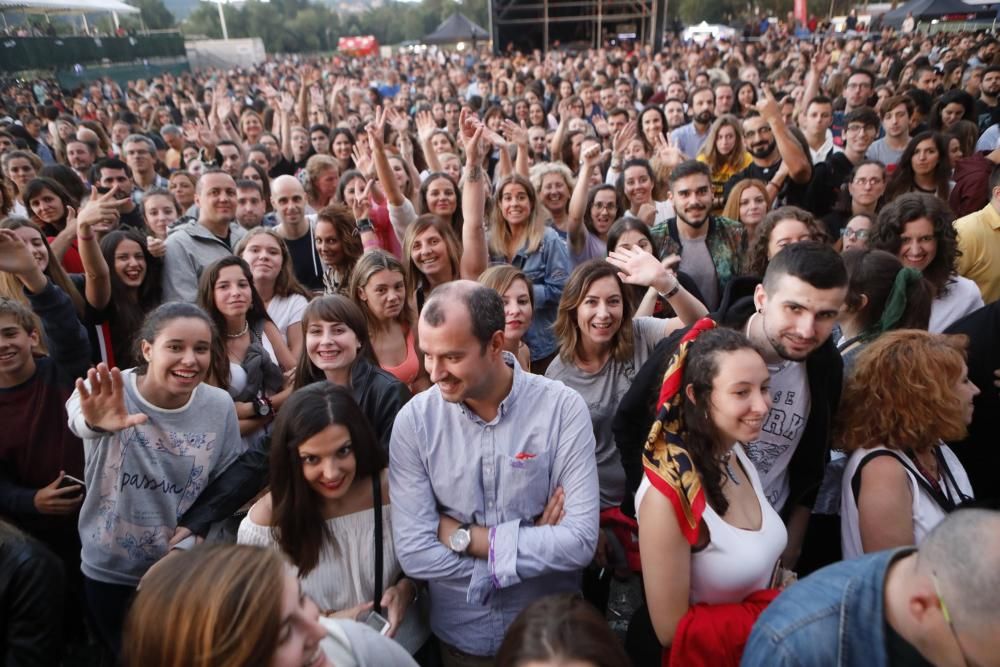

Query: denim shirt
[[741, 547, 914, 667], [490, 226, 570, 360], [388, 354, 599, 656]]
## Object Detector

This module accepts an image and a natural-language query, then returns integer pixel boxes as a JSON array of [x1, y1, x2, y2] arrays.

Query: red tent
[[337, 35, 379, 57]]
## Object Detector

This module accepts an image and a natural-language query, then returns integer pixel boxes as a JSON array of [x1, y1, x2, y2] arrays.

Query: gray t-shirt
[[679, 235, 720, 310], [743, 359, 811, 512], [865, 139, 905, 169], [545, 317, 665, 508]]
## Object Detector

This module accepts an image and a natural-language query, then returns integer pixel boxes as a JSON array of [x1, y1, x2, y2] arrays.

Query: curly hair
[[744, 206, 828, 277], [680, 327, 764, 516], [869, 192, 959, 294], [838, 330, 970, 453]]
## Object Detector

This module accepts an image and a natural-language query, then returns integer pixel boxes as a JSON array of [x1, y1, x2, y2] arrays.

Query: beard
[[695, 110, 715, 126], [677, 204, 709, 228], [748, 139, 777, 159]]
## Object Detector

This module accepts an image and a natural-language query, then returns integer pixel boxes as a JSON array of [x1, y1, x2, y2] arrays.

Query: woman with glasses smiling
[[822, 160, 886, 241]]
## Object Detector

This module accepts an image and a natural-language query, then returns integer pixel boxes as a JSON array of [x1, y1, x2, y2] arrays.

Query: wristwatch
[[356, 217, 373, 233], [253, 395, 272, 417], [448, 523, 472, 553]]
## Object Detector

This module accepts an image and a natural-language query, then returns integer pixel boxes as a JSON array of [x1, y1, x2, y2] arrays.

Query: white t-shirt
[[264, 293, 309, 361], [929, 275, 984, 333], [840, 444, 973, 559], [743, 359, 810, 512]]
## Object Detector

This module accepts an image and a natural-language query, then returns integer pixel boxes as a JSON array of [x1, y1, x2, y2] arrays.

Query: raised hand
[[352, 141, 373, 178], [216, 94, 233, 124], [74, 363, 149, 433], [351, 180, 373, 221], [366, 106, 387, 150], [279, 91, 295, 115], [756, 84, 782, 122], [612, 120, 637, 161], [654, 132, 682, 169], [463, 126, 487, 168], [385, 106, 410, 133], [397, 133, 414, 165], [593, 115, 611, 138], [607, 245, 675, 290], [501, 118, 529, 147], [0, 228, 41, 277], [580, 141, 608, 170], [415, 110, 437, 145]]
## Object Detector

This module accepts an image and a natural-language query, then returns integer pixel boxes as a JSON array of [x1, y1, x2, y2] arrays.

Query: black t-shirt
[[284, 227, 324, 291], [723, 159, 809, 208], [806, 152, 855, 219]]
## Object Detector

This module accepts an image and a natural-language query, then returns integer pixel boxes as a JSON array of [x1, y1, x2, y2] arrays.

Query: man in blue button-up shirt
[[389, 281, 599, 663]]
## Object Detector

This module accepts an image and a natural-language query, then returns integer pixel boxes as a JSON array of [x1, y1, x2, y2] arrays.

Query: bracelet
[[356, 218, 373, 233], [84, 420, 109, 434], [78, 234, 95, 241], [658, 279, 681, 300]]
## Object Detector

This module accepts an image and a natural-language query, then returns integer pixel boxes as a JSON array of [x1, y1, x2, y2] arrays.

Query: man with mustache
[[650, 160, 745, 310], [723, 87, 812, 208], [669, 86, 715, 159]]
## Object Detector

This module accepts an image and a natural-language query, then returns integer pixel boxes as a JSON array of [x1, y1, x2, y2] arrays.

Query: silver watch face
[[449, 528, 471, 552]]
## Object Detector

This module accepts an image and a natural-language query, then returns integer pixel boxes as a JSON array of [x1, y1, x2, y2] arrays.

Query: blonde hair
[[348, 249, 414, 332], [122, 545, 285, 667], [304, 154, 339, 203], [698, 114, 748, 172], [402, 214, 461, 289], [488, 174, 544, 259], [479, 264, 535, 312]]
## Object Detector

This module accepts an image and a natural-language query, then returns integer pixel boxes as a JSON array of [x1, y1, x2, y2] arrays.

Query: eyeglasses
[[592, 202, 617, 211], [845, 124, 875, 135], [841, 228, 869, 240], [931, 571, 976, 667], [852, 177, 883, 187]]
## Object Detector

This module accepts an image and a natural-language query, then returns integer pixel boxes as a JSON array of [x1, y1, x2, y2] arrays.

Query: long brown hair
[[402, 214, 461, 290], [0, 217, 85, 316], [269, 383, 387, 574], [234, 227, 311, 300], [348, 250, 414, 333], [553, 260, 635, 364], [122, 544, 286, 667]]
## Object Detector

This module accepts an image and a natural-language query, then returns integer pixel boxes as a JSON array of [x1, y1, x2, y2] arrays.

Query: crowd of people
[[2, 18, 1000, 667]]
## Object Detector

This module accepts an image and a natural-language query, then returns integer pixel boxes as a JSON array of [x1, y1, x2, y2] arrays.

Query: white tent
[[0, 0, 139, 13], [0, 0, 139, 32]]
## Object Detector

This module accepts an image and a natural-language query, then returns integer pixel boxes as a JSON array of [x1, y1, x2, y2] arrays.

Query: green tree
[[126, 0, 176, 29]]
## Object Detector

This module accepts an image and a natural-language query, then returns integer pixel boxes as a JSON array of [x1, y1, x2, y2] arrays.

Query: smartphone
[[58, 474, 86, 496], [362, 610, 391, 636]]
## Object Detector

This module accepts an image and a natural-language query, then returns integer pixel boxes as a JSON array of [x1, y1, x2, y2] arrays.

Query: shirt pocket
[[498, 450, 552, 521]]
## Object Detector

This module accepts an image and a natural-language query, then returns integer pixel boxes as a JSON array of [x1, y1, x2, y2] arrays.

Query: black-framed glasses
[[841, 228, 869, 240]]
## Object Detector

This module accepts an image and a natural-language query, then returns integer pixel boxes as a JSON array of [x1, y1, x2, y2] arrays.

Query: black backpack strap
[[372, 473, 384, 615], [851, 450, 904, 505]]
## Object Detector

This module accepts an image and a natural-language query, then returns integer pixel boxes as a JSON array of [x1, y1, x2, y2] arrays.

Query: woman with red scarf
[[636, 321, 790, 667]]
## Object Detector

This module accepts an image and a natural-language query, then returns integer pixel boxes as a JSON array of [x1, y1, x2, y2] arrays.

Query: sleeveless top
[[382, 326, 419, 389], [636, 444, 787, 605], [840, 444, 973, 560]]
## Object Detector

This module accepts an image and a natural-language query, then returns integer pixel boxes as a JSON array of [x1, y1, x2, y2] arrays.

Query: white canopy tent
[[0, 0, 140, 32]]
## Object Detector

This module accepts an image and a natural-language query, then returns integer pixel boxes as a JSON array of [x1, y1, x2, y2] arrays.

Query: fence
[[0, 32, 186, 72]]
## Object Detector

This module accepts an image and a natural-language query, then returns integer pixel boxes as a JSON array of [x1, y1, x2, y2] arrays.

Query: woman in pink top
[[349, 250, 429, 393]]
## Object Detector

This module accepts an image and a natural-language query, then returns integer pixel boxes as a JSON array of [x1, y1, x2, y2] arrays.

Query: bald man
[[743, 509, 1000, 666], [162, 168, 247, 302], [271, 174, 324, 291]]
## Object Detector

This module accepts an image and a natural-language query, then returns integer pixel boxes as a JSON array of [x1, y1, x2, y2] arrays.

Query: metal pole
[[217, 0, 229, 40], [597, 0, 602, 48], [487, 0, 495, 53], [543, 0, 548, 51]]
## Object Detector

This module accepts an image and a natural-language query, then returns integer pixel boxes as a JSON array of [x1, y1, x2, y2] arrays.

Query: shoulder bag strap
[[372, 473, 384, 615]]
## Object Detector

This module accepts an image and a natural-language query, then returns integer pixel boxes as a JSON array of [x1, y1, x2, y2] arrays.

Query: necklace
[[721, 451, 741, 486], [226, 320, 249, 338]]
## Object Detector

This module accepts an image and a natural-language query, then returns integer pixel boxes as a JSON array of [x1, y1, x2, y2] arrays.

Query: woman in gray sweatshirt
[[66, 302, 242, 657]]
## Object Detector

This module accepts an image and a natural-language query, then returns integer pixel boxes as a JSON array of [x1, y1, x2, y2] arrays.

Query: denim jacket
[[490, 226, 570, 360], [741, 548, 913, 667]]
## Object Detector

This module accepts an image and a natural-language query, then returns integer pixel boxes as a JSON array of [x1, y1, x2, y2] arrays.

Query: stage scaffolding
[[489, 0, 669, 53]]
